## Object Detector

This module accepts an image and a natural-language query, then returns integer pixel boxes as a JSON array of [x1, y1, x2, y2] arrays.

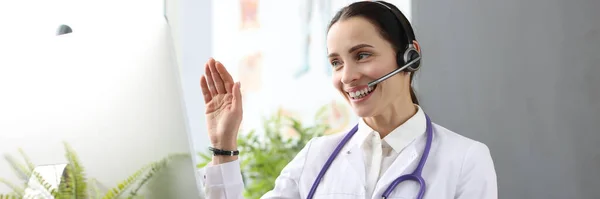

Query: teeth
[[348, 86, 375, 99]]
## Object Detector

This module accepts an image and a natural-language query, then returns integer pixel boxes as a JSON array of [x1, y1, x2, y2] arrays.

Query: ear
[[412, 40, 421, 53]]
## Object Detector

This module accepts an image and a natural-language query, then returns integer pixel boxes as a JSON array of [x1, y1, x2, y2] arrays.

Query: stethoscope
[[306, 113, 434, 199]]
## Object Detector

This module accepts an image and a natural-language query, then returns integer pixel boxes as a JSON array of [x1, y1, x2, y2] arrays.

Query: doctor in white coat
[[199, 1, 497, 199]]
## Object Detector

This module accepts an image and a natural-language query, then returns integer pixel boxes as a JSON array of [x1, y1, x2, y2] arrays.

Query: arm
[[202, 138, 316, 199], [202, 158, 245, 199], [455, 142, 498, 199]]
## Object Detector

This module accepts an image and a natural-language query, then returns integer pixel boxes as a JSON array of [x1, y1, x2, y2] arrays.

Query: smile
[[347, 85, 377, 100]]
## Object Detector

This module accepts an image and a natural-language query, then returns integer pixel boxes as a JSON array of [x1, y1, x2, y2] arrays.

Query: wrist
[[209, 146, 239, 164], [211, 142, 237, 151], [209, 147, 239, 156]]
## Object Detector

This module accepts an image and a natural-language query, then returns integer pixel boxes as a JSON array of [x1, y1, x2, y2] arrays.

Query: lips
[[346, 85, 376, 100]]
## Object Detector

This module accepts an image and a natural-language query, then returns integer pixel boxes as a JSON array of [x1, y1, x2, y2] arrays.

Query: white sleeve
[[201, 138, 316, 199], [202, 160, 245, 199], [454, 142, 498, 199]]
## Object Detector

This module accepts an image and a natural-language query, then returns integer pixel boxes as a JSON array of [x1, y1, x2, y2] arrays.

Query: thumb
[[232, 81, 243, 110]]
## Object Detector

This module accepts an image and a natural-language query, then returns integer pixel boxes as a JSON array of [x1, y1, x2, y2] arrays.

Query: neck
[[363, 101, 417, 138]]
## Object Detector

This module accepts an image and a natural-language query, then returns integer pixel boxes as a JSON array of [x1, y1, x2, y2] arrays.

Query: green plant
[[0, 149, 36, 199], [0, 142, 188, 199], [197, 108, 331, 199]]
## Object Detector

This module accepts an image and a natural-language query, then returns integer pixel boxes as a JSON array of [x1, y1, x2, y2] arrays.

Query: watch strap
[[208, 146, 239, 156]]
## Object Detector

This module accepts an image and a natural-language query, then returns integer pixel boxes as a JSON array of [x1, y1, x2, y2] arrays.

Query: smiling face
[[327, 16, 411, 117]]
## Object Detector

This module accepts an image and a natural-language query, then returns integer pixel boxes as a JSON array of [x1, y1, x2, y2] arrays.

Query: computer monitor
[[0, 12, 201, 199]]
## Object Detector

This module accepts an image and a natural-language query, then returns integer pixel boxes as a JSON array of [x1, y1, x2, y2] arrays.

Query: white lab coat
[[202, 121, 497, 199]]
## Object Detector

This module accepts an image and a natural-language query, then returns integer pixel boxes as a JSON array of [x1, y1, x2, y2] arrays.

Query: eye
[[330, 59, 341, 67], [357, 52, 372, 60]]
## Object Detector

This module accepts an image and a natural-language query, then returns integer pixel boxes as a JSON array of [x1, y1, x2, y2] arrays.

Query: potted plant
[[0, 142, 187, 199], [197, 107, 331, 199]]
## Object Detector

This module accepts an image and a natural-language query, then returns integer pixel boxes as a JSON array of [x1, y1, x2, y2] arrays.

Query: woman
[[200, 1, 497, 199]]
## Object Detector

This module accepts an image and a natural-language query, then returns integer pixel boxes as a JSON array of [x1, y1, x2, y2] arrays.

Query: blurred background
[[0, 0, 201, 198], [191, 0, 412, 153], [1, 0, 599, 199]]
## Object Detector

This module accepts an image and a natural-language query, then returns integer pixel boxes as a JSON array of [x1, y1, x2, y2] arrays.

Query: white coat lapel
[[373, 142, 419, 197], [341, 144, 366, 188]]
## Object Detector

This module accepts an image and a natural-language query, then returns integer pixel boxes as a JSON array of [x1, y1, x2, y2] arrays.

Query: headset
[[368, 1, 422, 87]]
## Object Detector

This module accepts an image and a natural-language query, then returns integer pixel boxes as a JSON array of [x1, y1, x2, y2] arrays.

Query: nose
[[340, 64, 360, 84]]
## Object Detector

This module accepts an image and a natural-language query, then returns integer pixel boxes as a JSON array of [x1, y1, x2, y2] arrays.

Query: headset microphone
[[368, 56, 421, 87]]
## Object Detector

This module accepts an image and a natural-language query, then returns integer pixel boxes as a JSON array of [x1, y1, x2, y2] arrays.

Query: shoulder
[[431, 122, 496, 178], [432, 122, 492, 154], [431, 124, 498, 197]]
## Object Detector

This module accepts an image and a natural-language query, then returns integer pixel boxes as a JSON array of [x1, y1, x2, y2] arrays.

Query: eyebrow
[[328, 44, 374, 58]]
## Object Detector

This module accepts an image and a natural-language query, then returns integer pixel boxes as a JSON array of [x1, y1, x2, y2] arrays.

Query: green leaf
[[0, 178, 24, 198], [100, 162, 150, 199], [17, 148, 35, 172], [59, 142, 88, 199], [126, 154, 189, 199], [3, 154, 31, 182], [0, 194, 18, 199], [199, 106, 332, 198], [2, 142, 187, 199]]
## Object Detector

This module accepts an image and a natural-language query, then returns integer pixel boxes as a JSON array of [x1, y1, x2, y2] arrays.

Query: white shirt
[[201, 106, 498, 199], [354, 105, 426, 197]]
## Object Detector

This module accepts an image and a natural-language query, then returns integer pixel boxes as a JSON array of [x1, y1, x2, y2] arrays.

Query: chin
[[343, 89, 379, 117], [351, 104, 377, 118]]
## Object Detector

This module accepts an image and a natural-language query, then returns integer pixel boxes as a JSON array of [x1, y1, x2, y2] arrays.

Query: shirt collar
[[350, 105, 427, 153]]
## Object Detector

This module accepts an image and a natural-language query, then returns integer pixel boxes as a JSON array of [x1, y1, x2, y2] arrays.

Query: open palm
[[200, 58, 243, 150]]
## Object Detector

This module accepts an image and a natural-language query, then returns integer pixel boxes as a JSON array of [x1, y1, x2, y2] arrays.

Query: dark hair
[[327, 1, 420, 105]]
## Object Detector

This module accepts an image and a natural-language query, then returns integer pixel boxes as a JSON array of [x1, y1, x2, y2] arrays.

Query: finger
[[232, 82, 243, 111], [209, 60, 226, 94], [205, 59, 218, 95], [215, 61, 234, 93], [200, 75, 212, 103]]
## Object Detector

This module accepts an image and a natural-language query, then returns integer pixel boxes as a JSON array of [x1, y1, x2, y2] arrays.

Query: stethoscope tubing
[[307, 114, 434, 199]]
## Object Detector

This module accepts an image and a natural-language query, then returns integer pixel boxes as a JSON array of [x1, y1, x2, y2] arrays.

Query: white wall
[[0, 0, 201, 198], [166, 0, 183, 69]]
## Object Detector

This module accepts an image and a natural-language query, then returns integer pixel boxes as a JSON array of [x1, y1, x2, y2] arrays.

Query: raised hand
[[200, 58, 243, 163]]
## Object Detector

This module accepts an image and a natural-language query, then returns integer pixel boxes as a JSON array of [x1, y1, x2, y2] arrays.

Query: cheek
[[331, 74, 342, 90], [363, 63, 393, 80]]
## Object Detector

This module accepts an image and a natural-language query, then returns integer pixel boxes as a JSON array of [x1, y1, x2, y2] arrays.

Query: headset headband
[[372, 1, 416, 44], [366, 1, 423, 87]]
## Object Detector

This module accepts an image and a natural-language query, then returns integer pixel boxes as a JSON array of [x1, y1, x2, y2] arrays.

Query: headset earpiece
[[403, 45, 421, 72], [395, 45, 420, 73], [374, 1, 422, 73]]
